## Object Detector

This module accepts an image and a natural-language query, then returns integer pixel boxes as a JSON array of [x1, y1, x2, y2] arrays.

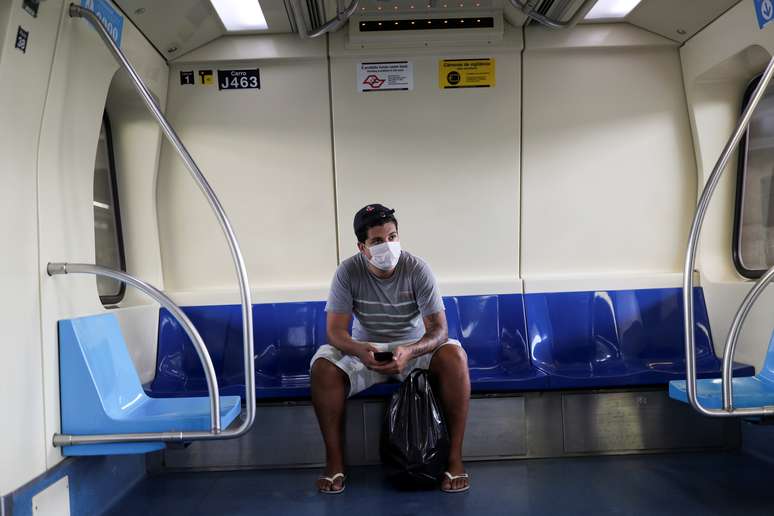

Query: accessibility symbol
[[755, 0, 774, 28]]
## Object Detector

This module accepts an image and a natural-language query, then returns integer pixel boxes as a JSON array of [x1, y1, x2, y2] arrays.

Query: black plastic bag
[[380, 369, 450, 489]]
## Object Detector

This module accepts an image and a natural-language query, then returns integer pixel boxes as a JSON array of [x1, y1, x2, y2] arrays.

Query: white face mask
[[367, 241, 401, 271]]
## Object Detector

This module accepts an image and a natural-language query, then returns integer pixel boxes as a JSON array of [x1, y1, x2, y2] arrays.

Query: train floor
[[104, 451, 774, 515]]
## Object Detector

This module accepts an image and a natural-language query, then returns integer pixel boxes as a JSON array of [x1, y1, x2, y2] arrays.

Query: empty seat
[[150, 302, 327, 399], [670, 331, 774, 410], [525, 288, 754, 388], [59, 313, 241, 456], [444, 294, 549, 391]]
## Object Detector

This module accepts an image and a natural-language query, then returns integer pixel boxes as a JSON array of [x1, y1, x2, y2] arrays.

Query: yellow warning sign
[[439, 58, 495, 89], [199, 69, 214, 86]]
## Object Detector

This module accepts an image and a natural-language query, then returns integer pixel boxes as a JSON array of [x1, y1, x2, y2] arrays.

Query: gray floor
[[104, 452, 774, 516]]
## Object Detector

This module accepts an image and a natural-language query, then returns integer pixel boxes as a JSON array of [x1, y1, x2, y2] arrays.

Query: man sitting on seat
[[310, 204, 471, 494]]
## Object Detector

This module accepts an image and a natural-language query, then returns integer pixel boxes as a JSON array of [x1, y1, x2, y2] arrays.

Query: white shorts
[[310, 339, 462, 397]]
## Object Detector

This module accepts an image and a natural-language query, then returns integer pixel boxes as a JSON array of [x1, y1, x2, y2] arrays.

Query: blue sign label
[[755, 0, 774, 29], [80, 0, 123, 47]]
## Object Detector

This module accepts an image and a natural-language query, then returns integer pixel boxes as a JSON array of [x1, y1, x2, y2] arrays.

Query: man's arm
[[370, 311, 448, 375], [405, 311, 448, 358], [327, 311, 381, 368]]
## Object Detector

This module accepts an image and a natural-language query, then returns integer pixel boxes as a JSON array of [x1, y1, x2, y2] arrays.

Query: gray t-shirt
[[325, 251, 445, 343]]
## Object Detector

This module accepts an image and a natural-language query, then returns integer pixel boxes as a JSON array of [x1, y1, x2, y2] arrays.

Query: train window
[[733, 74, 774, 278], [93, 112, 126, 305]]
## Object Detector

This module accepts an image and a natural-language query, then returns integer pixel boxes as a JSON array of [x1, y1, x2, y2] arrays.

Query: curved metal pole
[[69, 4, 255, 439], [509, 0, 597, 30], [721, 264, 774, 410], [47, 263, 221, 433], [291, 0, 359, 38], [683, 56, 774, 418]]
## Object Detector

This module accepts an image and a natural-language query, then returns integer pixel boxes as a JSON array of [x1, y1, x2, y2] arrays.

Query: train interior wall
[[2, 0, 774, 507]]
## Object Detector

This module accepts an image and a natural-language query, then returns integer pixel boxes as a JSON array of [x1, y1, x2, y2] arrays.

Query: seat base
[[548, 362, 755, 389], [62, 395, 242, 456], [669, 376, 774, 410]]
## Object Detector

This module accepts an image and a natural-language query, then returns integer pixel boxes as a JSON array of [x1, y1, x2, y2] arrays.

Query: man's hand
[[369, 345, 412, 375], [354, 343, 383, 370]]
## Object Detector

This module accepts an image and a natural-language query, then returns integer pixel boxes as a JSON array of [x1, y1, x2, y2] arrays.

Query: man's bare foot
[[441, 458, 469, 492], [316, 464, 345, 493]]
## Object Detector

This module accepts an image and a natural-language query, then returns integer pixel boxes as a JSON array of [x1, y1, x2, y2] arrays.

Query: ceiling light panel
[[210, 0, 268, 31], [584, 0, 642, 20]]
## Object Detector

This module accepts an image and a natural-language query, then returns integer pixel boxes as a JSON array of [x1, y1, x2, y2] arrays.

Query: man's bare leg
[[311, 359, 349, 492], [429, 344, 471, 492]]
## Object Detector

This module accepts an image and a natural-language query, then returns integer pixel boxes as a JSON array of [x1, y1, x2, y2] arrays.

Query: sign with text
[[80, 0, 123, 47], [217, 69, 260, 90], [359, 61, 413, 92], [439, 58, 495, 89]]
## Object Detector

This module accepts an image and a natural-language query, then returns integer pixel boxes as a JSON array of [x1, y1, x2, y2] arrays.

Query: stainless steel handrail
[[62, 3, 256, 446], [509, 0, 597, 30], [721, 264, 774, 410], [47, 263, 222, 433], [291, 0, 359, 38], [683, 56, 774, 418]]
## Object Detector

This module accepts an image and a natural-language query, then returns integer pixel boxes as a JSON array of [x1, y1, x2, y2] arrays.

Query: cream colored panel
[[524, 273, 691, 294], [680, 1, 774, 367], [0, 2, 9, 51], [0, 0, 60, 495], [105, 67, 167, 383], [626, 0, 741, 43], [113, 305, 160, 383], [106, 71, 167, 304], [522, 25, 696, 285], [330, 27, 522, 294], [157, 38, 337, 298], [38, 4, 168, 467], [173, 33, 324, 64]]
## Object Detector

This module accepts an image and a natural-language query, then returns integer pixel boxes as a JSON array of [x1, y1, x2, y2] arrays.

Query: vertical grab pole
[[69, 4, 256, 435], [721, 265, 774, 410], [683, 57, 774, 416]]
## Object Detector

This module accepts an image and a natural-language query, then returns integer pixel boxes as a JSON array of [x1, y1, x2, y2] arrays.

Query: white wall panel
[[681, 1, 774, 368], [521, 25, 696, 291], [0, 0, 61, 496], [330, 27, 522, 295], [157, 37, 337, 301], [37, 3, 167, 468], [106, 62, 167, 304]]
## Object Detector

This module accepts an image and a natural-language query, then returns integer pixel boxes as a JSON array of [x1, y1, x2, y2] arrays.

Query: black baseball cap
[[354, 204, 396, 236]]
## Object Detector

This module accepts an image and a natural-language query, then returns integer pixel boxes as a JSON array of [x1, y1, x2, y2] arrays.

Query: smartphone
[[374, 351, 394, 363]]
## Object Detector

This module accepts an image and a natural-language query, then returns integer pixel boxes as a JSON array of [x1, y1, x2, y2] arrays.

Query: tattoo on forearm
[[408, 323, 447, 358]]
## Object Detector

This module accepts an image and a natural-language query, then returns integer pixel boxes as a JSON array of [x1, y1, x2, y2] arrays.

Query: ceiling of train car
[[626, 0, 742, 43], [114, 0, 742, 60]]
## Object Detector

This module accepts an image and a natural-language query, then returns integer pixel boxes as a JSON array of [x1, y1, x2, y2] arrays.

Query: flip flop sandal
[[442, 471, 470, 493], [318, 472, 346, 494]]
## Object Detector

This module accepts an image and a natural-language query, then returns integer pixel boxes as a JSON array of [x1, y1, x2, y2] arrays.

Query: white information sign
[[358, 61, 413, 92]]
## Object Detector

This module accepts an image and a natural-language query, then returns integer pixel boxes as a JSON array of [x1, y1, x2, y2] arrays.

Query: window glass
[[93, 113, 126, 304], [734, 75, 774, 278]]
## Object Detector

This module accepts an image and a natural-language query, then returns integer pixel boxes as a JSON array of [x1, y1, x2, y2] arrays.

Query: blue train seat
[[444, 294, 549, 391], [150, 303, 328, 399], [525, 288, 754, 388], [146, 294, 549, 400], [670, 331, 774, 410], [59, 313, 241, 456], [145, 288, 753, 400]]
